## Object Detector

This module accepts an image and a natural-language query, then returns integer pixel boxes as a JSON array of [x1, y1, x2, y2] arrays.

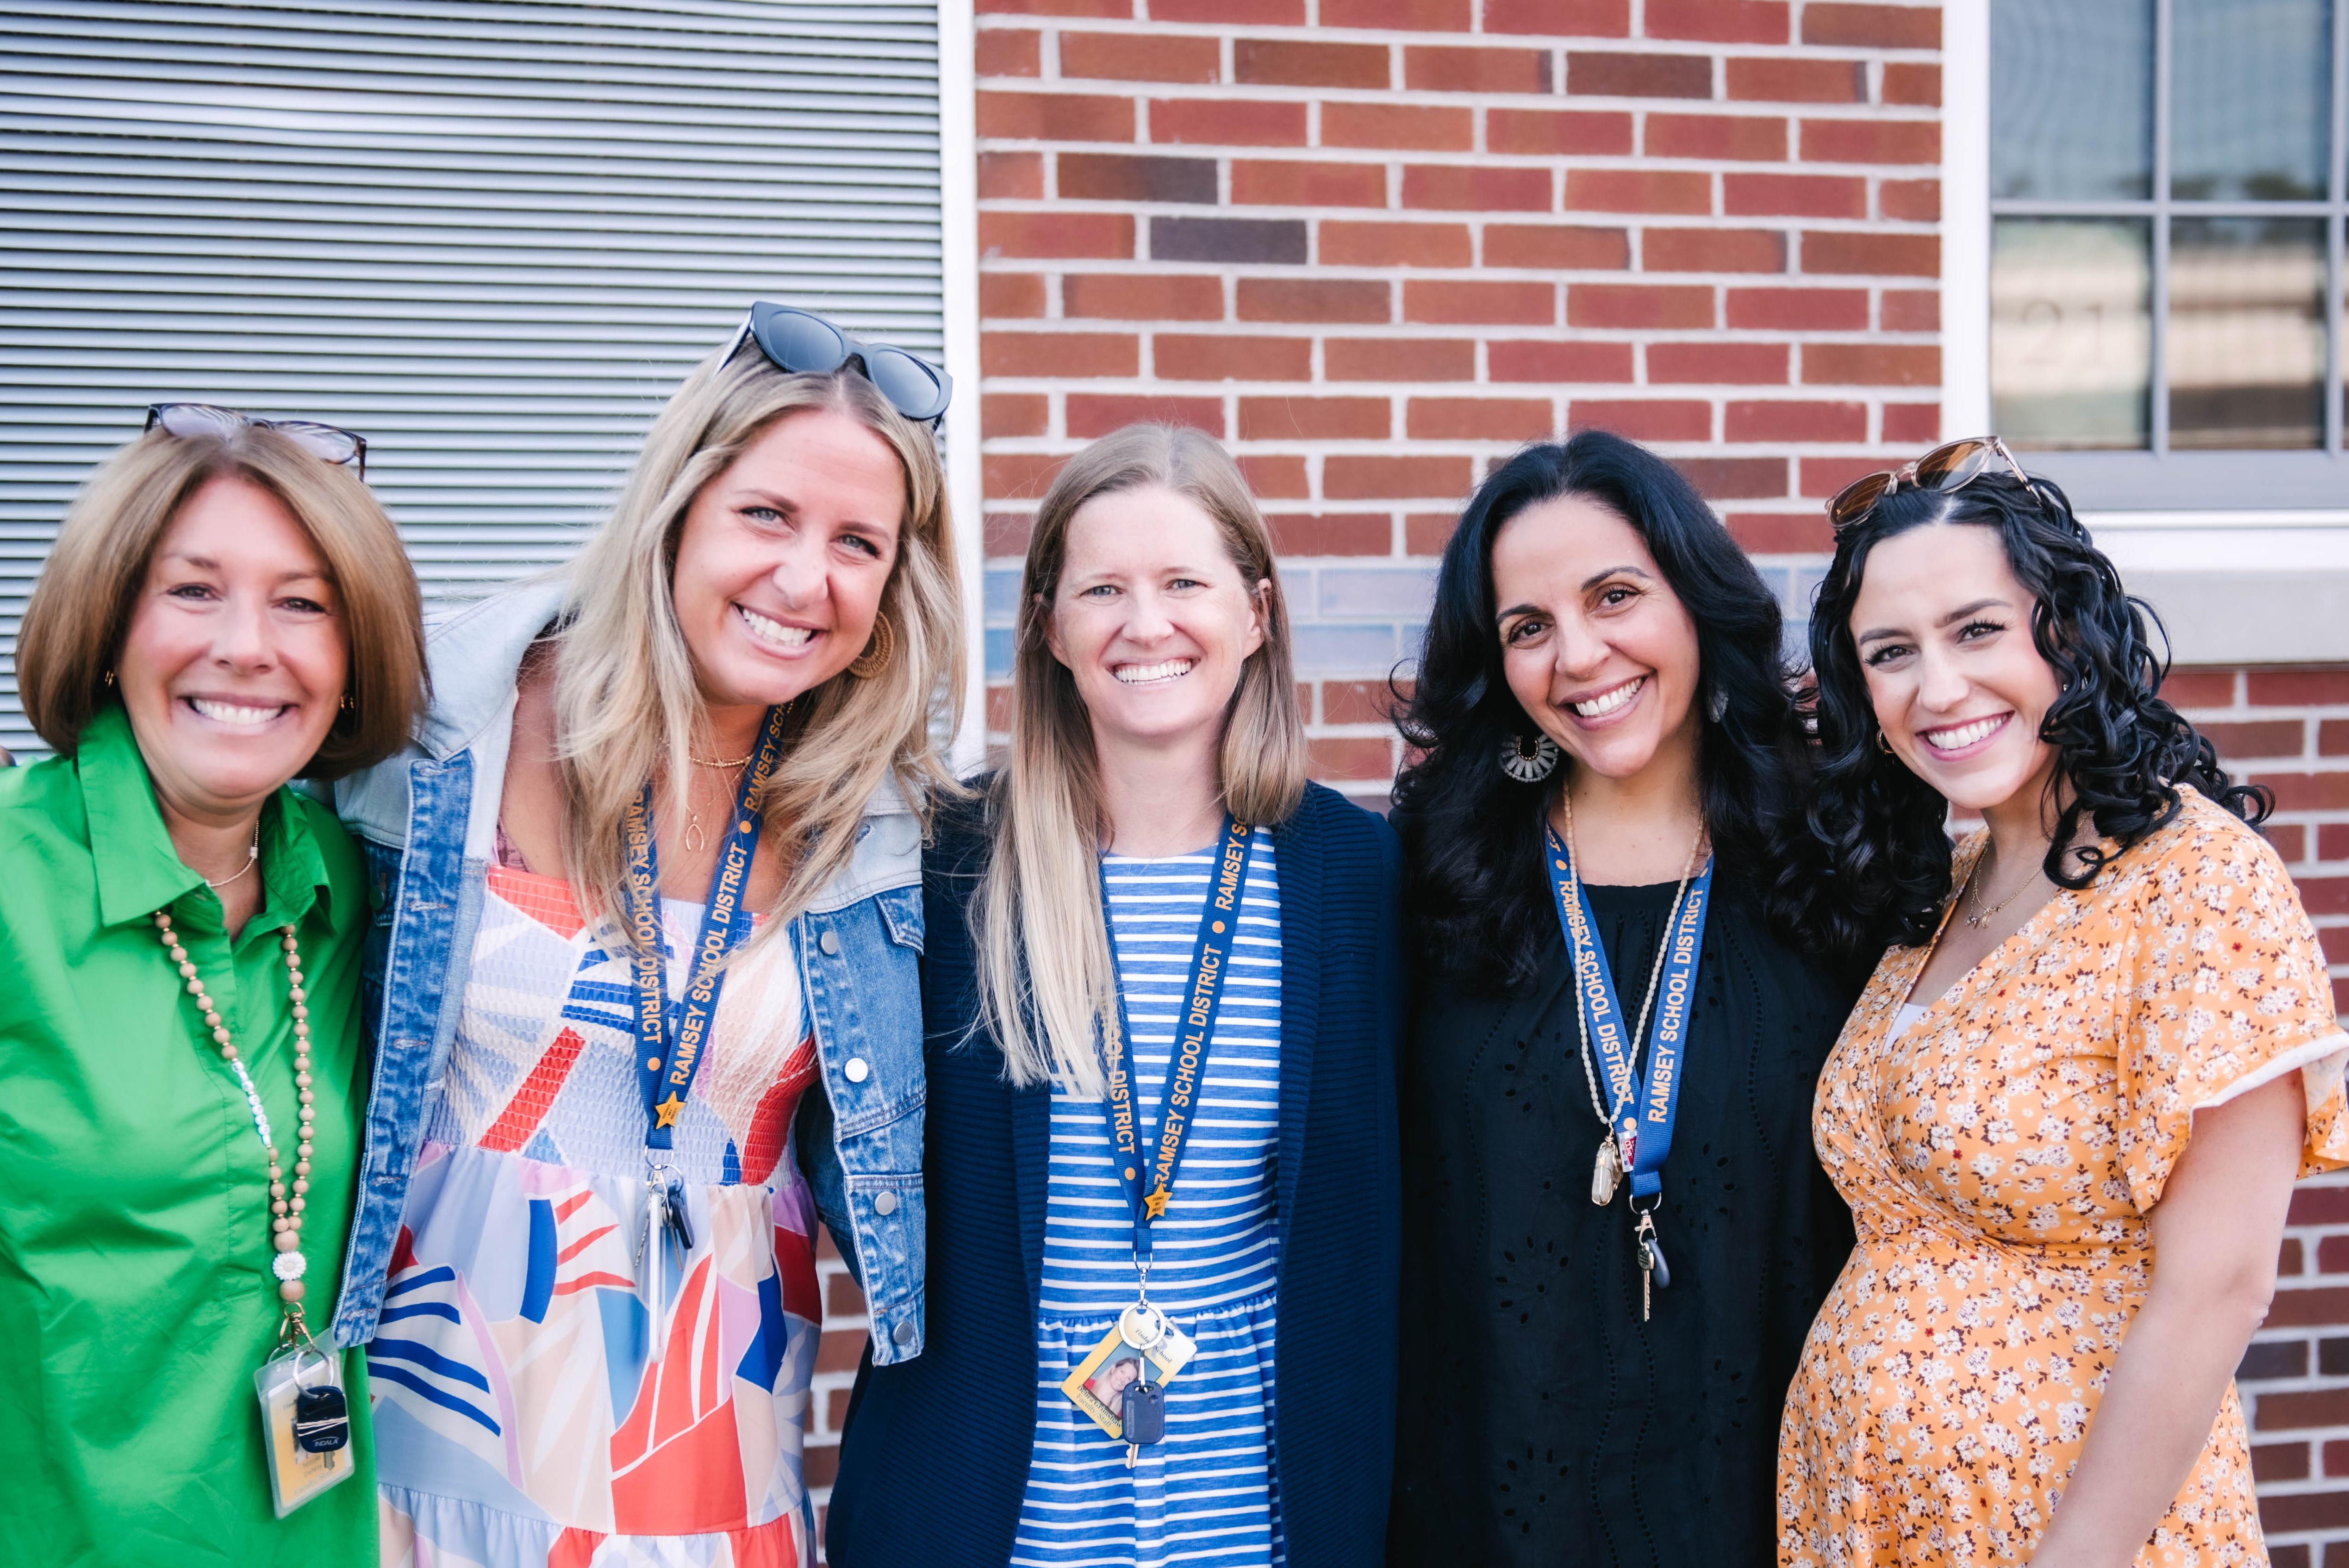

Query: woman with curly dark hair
[[1387, 430, 1864, 1567], [1776, 438, 2349, 1568]]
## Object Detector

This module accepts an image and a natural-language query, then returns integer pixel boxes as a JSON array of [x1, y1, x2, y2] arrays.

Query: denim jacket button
[[845, 1055, 870, 1083], [892, 1318, 916, 1346], [873, 1189, 898, 1215], [818, 928, 842, 957]]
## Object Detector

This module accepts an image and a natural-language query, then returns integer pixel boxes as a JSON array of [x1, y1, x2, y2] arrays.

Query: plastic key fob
[[293, 1385, 351, 1453], [1121, 1378, 1166, 1447]]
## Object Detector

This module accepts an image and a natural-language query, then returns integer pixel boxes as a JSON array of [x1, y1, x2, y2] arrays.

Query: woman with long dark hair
[[1387, 429, 1862, 1566], [1776, 439, 2348, 1567]]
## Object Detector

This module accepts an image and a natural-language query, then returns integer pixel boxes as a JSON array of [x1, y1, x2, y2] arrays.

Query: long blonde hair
[[551, 348, 963, 938], [974, 424, 1306, 1095]]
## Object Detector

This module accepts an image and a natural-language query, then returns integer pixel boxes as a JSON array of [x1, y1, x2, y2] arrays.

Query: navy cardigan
[[826, 781, 1404, 1567]]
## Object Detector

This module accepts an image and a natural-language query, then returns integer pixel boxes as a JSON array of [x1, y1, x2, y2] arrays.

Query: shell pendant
[[1590, 1136, 1621, 1206]]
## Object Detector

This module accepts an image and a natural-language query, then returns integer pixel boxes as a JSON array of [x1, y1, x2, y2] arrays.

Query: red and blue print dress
[[372, 850, 823, 1568]]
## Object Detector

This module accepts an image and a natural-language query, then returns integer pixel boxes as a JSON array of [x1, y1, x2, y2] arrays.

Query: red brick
[[1325, 454, 1476, 501], [1327, 336, 1476, 380], [2281, 1236, 2307, 1276], [1645, 112, 1789, 162], [2322, 822, 2349, 859], [1238, 278, 1391, 323], [1062, 273, 1222, 321], [1804, 342, 1939, 386], [1884, 179, 1945, 223], [1324, 0, 1470, 27], [1154, 217, 1308, 264], [978, 150, 1043, 199], [1568, 282, 1713, 329], [1727, 56, 1865, 102], [1406, 279, 1556, 324], [2264, 822, 2305, 862], [2321, 1234, 2349, 1274], [1406, 46, 1552, 94], [1803, 230, 1938, 277], [1154, 333, 1313, 381], [1569, 398, 1710, 442], [2257, 1442, 2314, 1482], [1728, 286, 1869, 329], [2323, 719, 2349, 754], [1804, 4, 1942, 49], [1059, 153, 1217, 204], [977, 90, 1135, 142], [1310, 735, 1398, 781], [980, 271, 1047, 318], [1156, 0, 1302, 17], [1726, 510, 1832, 552], [984, 330, 1139, 378], [2289, 1186, 2349, 1224], [1239, 395, 1390, 441], [984, 511, 1033, 556], [1491, 112, 1630, 163], [978, 0, 1128, 12], [1060, 31, 1219, 82], [1483, 224, 1625, 270], [2250, 670, 2349, 705], [1799, 454, 1890, 497], [976, 29, 1042, 77], [804, 1440, 841, 1485], [1566, 51, 1713, 98], [2260, 1384, 2349, 1430], [982, 392, 1049, 438], [980, 211, 1135, 260], [1802, 117, 1940, 165], [1647, 341, 1788, 383], [1727, 399, 1865, 442], [1233, 159, 1387, 208], [1235, 38, 1389, 89], [1067, 393, 1225, 438], [1265, 514, 1391, 555], [1489, 339, 1637, 382], [1323, 102, 1474, 151], [2253, 773, 2349, 811], [2162, 668, 2238, 708], [1884, 61, 1941, 105], [1676, 457, 1788, 499], [1325, 678, 1408, 724], [983, 450, 1070, 499], [1403, 164, 1551, 213], [2296, 874, 2349, 914], [2337, 975, 2349, 1012], [2198, 720, 2306, 759], [2321, 924, 2349, 964], [1321, 221, 1471, 268], [2263, 1492, 2349, 1534], [826, 1271, 869, 1318], [1726, 173, 1867, 217], [1236, 454, 1310, 498], [1882, 288, 1939, 330], [1882, 402, 1940, 442], [1406, 510, 1460, 553], [1486, 0, 1626, 33], [1644, 226, 1785, 273], [1646, 0, 1788, 42], [1567, 168, 1712, 214], [1408, 396, 1556, 441], [1147, 97, 1309, 147]]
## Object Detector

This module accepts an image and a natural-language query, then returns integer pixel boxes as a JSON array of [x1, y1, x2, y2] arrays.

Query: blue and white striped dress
[[1012, 833, 1285, 1568]]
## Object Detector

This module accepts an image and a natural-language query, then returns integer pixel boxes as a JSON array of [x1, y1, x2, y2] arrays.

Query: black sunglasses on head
[[146, 402, 368, 479], [722, 302, 953, 427]]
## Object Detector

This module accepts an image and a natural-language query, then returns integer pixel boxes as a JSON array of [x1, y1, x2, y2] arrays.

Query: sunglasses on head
[[1827, 436, 2033, 536], [722, 302, 953, 427], [146, 403, 368, 479]]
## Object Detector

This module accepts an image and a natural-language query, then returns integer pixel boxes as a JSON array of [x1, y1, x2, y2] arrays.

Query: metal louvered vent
[[0, 0, 944, 756]]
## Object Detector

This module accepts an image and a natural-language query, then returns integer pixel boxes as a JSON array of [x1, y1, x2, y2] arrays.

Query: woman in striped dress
[[826, 423, 1404, 1568]]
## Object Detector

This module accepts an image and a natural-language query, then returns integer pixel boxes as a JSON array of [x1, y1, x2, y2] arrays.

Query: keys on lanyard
[[1118, 1298, 1171, 1468], [638, 1162, 693, 1356], [1634, 1205, 1671, 1322]]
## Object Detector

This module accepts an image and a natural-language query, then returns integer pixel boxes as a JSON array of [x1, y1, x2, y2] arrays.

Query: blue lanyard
[[1543, 824, 1713, 1201], [1098, 815, 1255, 1263], [620, 705, 790, 1149]]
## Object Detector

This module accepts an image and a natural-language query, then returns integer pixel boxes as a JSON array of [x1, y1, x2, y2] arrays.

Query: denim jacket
[[324, 579, 929, 1363]]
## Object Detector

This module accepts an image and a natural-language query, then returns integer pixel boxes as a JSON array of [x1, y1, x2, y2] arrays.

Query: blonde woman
[[825, 425, 1404, 1568], [332, 305, 962, 1567], [2, 406, 426, 1565]]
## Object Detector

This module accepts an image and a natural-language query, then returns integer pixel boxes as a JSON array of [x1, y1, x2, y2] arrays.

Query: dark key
[[1121, 1377, 1167, 1447], [293, 1385, 351, 1453], [662, 1175, 694, 1252]]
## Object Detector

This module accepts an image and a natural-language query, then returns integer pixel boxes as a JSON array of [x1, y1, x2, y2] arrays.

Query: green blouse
[[0, 704, 375, 1565]]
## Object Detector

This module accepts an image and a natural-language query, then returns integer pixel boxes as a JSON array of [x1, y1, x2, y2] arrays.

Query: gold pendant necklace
[[1963, 848, 2043, 929], [682, 755, 751, 855]]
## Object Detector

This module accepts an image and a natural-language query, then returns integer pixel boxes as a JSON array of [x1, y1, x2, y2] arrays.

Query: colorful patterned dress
[[373, 852, 823, 1568], [1777, 789, 2349, 1567]]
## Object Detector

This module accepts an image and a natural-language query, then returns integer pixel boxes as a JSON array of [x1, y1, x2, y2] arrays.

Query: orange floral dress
[[1778, 788, 2349, 1568]]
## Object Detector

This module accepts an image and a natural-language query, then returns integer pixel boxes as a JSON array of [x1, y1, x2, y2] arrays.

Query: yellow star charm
[[653, 1092, 686, 1129], [1143, 1187, 1170, 1220]]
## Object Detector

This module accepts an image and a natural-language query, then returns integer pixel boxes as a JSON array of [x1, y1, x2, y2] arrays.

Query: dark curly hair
[[1792, 467, 2269, 956], [1392, 430, 1825, 992]]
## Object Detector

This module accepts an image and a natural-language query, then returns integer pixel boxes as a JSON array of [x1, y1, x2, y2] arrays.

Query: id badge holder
[[255, 1337, 355, 1518]]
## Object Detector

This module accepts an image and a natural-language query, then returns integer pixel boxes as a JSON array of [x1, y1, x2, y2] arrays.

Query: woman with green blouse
[[0, 407, 426, 1566]]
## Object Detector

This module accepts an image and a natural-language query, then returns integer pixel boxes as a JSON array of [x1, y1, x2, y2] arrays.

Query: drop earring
[[1500, 731, 1560, 783], [1707, 683, 1727, 724]]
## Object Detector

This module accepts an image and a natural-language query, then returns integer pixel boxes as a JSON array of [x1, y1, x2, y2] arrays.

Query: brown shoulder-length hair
[[17, 421, 428, 776]]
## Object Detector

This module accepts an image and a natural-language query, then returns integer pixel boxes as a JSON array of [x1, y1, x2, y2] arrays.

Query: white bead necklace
[[153, 909, 318, 1336]]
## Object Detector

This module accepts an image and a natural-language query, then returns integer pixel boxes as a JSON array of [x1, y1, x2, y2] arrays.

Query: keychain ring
[[1118, 1303, 1165, 1350]]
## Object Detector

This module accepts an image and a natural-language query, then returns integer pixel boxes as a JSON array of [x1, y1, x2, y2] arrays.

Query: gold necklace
[[682, 756, 751, 854], [203, 821, 262, 890], [1963, 847, 2044, 929]]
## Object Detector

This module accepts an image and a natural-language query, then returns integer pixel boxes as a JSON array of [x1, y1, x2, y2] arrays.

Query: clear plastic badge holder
[[254, 1336, 355, 1518]]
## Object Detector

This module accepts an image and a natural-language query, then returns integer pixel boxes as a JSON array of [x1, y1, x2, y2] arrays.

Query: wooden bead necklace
[[154, 909, 318, 1333]]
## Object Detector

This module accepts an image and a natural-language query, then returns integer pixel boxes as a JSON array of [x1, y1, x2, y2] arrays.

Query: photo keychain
[[1059, 1294, 1199, 1462], [254, 1330, 354, 1518]]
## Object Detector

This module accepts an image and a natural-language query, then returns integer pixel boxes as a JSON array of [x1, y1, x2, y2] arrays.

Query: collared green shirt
[[0, 703, 374, 1565]]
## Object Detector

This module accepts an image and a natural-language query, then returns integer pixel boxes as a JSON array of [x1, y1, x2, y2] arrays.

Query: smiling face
[[1044, 485, 1267, 763], [116, 474, 349, 829], [1848, 521, 2064, 816], [669, 407, 906, 719], [1491, 493, 1703, 785]]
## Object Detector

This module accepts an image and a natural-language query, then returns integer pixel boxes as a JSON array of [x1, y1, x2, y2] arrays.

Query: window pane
[[1993, 219, 2154, 449], [2168, 218, 2326, 449], [2172, 0, 2330, 199], [1992, 0, 2154, 199]]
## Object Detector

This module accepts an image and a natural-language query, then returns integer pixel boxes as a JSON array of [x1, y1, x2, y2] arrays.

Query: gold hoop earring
[[848, 612, 895, 679], [1875, 729, 1894, 754]]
